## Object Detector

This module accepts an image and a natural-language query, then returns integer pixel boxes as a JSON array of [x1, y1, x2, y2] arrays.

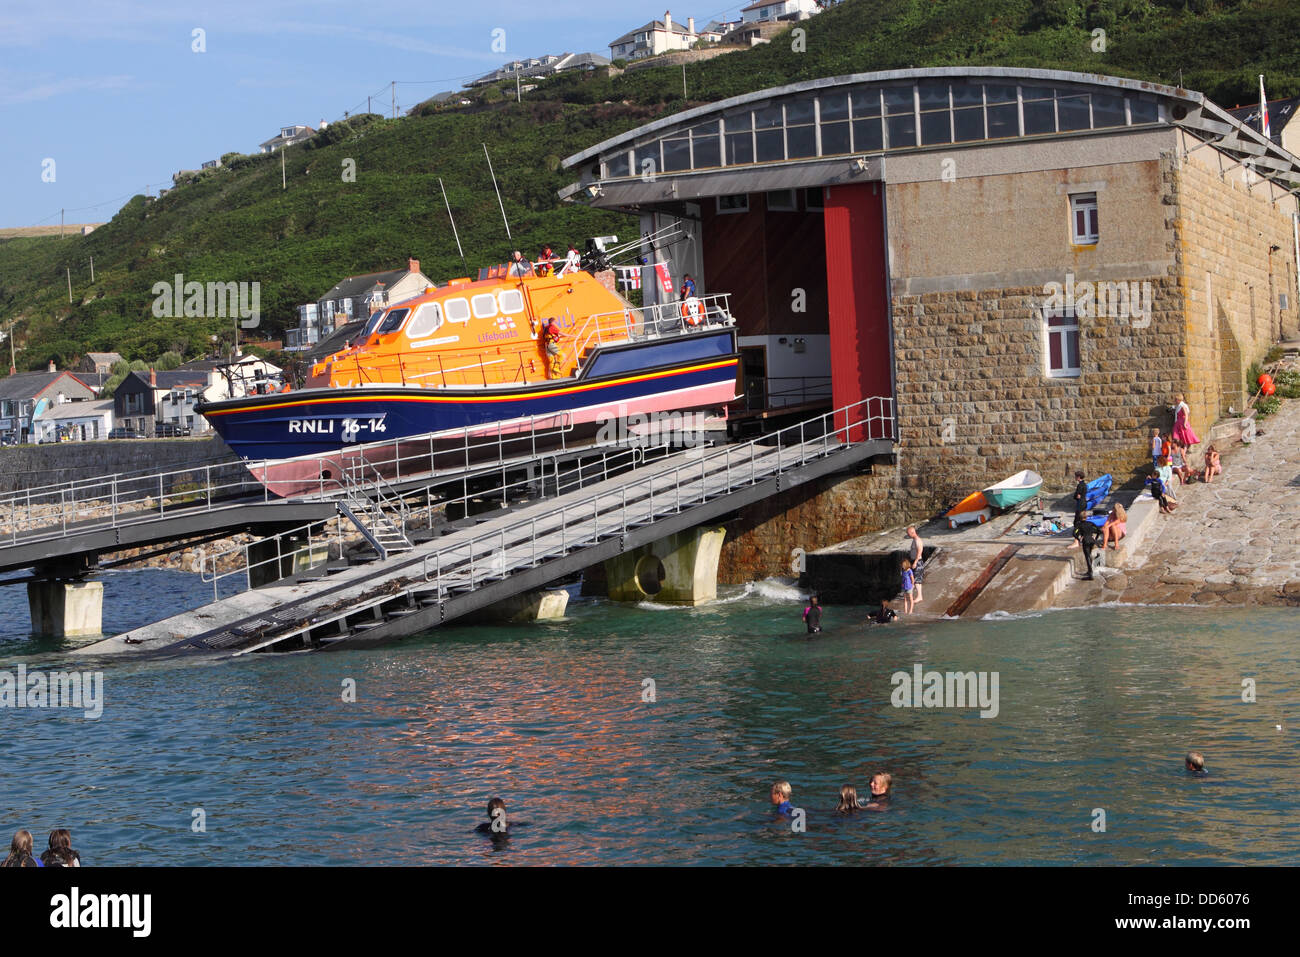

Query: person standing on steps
[[906, 525, 925, 604], [1072, 469, 1088, 524]]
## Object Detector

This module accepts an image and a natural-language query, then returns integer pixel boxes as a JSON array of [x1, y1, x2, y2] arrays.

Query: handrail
[[417, 395, 894, 599]]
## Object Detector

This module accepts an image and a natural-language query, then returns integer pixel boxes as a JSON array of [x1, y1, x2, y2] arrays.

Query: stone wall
[[1173, 138, 1300, 428], [0, 436, 239, 492], [715, 458, 916, 583]]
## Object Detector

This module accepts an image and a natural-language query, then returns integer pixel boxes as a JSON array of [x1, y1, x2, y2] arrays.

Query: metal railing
[[415, 395, 894, 602], [566, 293, 735, 378], [0, 411, 589, 544], [198, 517, 347, 601]]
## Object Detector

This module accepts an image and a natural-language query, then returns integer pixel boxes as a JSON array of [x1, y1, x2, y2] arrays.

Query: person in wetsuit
[[1073, 517, 1102, 581], [802, 595, 823, 634], [872, 600, 898, 624]]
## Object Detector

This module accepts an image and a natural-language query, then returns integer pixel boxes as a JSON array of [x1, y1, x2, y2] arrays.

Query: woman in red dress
[[1171, 393, 1200, 448]]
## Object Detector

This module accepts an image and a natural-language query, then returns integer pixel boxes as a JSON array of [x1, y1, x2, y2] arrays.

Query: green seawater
[[0, 569, 1296, 865]]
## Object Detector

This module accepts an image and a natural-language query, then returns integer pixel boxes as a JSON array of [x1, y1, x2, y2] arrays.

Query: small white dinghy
[[982, 469, 1044, 509]]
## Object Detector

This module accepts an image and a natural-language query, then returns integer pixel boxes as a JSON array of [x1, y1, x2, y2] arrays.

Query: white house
[[34, 399, 115, 443], [741, 0, 822, 23], [610, 11, 698, 61], [259, 125, 315, 154]]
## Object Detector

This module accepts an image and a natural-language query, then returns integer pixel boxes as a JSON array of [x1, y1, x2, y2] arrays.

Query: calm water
[[0, 569, 1296, 865]]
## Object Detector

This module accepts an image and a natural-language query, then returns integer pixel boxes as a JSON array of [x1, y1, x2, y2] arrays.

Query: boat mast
[[482, 143, 512, 242], [438, 177, 470, 275]]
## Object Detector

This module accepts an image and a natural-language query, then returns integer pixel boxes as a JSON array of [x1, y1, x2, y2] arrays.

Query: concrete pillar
[[466, 588, 570, 624], [604, 526, 726, 605], [27, 580, 104, 637]]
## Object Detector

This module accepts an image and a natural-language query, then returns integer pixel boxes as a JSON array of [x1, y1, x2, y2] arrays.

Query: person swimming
[[473, 797, 530, 836], [865, 772, 893, 808], [770, 780, 795, 817], [836, 784, 864, 813], [872, 600, 898, 624], [1184, 751, 1209, 777]]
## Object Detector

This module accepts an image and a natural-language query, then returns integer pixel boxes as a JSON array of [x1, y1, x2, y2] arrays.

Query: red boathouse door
[[823, 182, 893, 441]]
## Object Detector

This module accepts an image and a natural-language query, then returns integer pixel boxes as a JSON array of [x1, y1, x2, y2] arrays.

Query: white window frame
[[716, 193, 749, 215], [1044, 308, 1081, 378], [471, 293, 499, 319], [1070, 192, 1099, 245], [497, 289, 525, 314], [444, 297, 472, 323], [404, 302, 444, 340]]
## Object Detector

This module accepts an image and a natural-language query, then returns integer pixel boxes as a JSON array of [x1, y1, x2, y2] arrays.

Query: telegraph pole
[[391, 81, 396, 118], [89, 255, 94, 283], [281, 148, 286, 190], [60, 208, 64, 239], [66, 266, 72, 303]]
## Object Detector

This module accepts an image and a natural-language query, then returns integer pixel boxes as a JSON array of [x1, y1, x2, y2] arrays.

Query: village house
[[258, 125, 315, 154], [740, 0, 822, 24], [0, 366, 97, 444], [78, 352, 125, 375], [287, 259, 433, 352], [33, 399, 115, 443], [610, 12, 698, 61], [113, 354, 283, 436], [468, 52, 610, 88]]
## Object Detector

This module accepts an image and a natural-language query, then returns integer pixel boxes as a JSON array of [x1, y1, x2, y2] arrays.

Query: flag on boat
[[1260, 74, 1271, 138], [656, 262, 674, 296], [616, 266, 641, 291]]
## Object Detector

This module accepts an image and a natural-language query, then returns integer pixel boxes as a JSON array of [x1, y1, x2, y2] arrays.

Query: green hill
[[2, 0, 1296, 370]]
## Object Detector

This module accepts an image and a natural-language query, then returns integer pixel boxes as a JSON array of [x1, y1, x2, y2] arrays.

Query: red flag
[[655, 263, 674, 296]]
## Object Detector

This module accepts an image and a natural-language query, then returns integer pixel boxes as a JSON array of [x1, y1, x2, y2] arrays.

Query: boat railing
[[564, 293, 735, 378]]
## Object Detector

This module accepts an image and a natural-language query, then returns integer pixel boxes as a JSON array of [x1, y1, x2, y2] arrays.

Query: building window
[[1045, 309, 1081, 377], [1070, 192, 1099, 244], [766, 189, 797, 211], [804, 187, 824, 211], [716, 194, 749, 214]]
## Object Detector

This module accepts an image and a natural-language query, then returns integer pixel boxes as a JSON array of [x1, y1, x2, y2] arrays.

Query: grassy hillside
[[2, 0, 1296, 370]]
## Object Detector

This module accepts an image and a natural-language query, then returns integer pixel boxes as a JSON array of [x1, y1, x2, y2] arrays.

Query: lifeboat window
[[471, 293, 498, 319], [405, 302, 444, 339], [376, 307, 410, 335], [362, 310, 386, 337], [497, 289, 524, 314], [444, 298, 471, 323]]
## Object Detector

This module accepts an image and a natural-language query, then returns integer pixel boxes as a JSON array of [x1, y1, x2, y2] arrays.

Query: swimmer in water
[[872, 600, 898, 624], [802, 595, 823, 634], [1185, 751, 1209, 777], [836, 784, 864, 813], [770, 780, 794, 817], [473, 797, 529, 836], [866, 772, 893, 808]]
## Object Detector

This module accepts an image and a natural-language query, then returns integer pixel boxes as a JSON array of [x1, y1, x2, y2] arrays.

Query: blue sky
[[0, 0, 747, 228]]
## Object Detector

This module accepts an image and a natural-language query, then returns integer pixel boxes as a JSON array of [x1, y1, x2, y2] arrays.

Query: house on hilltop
[[610, 12, 698, 61], [259, 125, 315, 154], [741, 0, 822, 23]]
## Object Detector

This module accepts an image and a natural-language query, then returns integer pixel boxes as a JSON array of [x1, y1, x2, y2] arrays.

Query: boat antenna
[[438, 177, 470, 275], [482, 143, 512, 242]]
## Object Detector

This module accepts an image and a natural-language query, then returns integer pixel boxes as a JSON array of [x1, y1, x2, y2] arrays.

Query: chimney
[[688, 17, 695, 34], [408, 258, 420, 274], [664, 10, 672, 31], [47, 359, 56, 373], [149, 368, 157, 387]]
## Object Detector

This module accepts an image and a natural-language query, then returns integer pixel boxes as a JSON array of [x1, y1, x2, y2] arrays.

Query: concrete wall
[[1174, 133, 1300, 426], [0, 436, 239, 492]]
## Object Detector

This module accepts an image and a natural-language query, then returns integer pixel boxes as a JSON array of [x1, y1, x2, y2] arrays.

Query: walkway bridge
[[71, 397, 895, 656]]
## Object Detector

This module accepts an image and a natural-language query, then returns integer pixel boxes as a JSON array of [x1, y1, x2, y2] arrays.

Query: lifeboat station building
[[561, 67, 1300, 509]]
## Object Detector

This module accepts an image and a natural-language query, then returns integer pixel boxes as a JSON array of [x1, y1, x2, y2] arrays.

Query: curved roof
[[561, 66, 1300, 189]]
